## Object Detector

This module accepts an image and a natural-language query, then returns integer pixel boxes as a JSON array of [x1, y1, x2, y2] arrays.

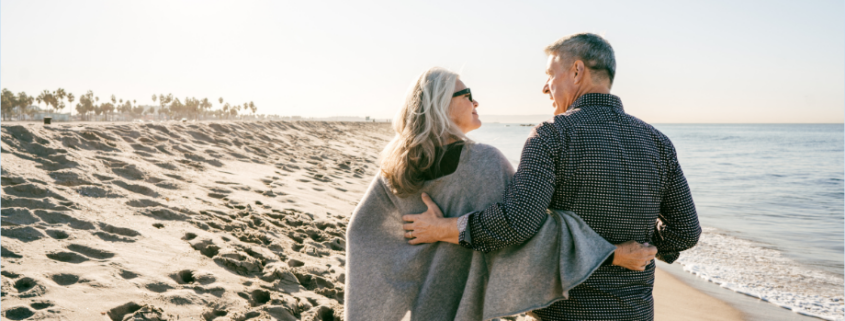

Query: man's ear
[[572, 60, 586, 84]]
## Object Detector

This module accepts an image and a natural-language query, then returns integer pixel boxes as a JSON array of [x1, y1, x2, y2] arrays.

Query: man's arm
[[651, 147, 701, 263], [456, 126, 558, 253], [401, 125, 557, 251]]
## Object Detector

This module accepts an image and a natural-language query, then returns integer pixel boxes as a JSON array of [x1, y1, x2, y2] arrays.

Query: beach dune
[[1, 121, 392, 320]]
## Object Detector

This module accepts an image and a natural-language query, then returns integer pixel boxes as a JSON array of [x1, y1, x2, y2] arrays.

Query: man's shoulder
[[552, 108, 672, 141], [625, 114, 675, 146]]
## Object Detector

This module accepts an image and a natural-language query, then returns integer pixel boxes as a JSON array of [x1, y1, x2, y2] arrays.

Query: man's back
[[534, 94, 698, 320], [459, 94, 700, 320]]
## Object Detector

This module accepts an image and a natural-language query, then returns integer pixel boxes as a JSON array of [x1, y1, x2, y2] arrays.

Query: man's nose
[[473, 99, 479, 107], [542, 83, 550, 95]]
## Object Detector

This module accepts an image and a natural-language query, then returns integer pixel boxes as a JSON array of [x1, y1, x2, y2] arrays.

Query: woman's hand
[[612, 241, 658, 271], [402, 193, 460, 245]]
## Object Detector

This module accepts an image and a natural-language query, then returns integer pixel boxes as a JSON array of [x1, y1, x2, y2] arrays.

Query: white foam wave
[[677, 227, 844, 321]]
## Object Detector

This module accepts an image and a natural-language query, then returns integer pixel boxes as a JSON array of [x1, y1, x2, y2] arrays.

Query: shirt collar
[[567, 93, 624, 112]]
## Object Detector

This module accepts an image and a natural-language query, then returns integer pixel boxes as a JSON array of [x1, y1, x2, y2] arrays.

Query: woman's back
[[345, 143, 513, 320]]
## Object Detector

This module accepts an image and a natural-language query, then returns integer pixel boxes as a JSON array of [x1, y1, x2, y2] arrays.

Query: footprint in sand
[[171, 270, 196, 284], [125, 198, 165, 208], [32, 210, 95, 230], [164, 173, 185, 181], [2, 306, 35, 320], [119, 270, 140, 280], [29, 301, 54, 310], [13, 277, 46, 298], [106, 302, 142, 321], [202, 309, 229, 320], [50, 273, 79, 286], [1, 227, 45, 242], [76, 185, 122, 198], [144, 282, 174, 293], [237, 289, 271, 307], [141, 207, 189, 221], [189, 239, 221, 258], [112, 180, 159, 197], [2, 244, 23, 259], [93, 222, 141, 242], [2, 183, 68, 201], [110, 164, 148, 181], [67, 244, 115, 260], [45, 251, 88, 264]]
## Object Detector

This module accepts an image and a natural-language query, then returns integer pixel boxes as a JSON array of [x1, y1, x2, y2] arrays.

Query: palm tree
[[155, 94, 171, 120], [67, 93, 75, 117], [249, 101, 256, 116], [200, 98, 211, 119], [94, 96, 100, 120], [15, 92, 33, 120], [1, 88, 14, 120], [52, 88, 68, 114], [75, 90, 95, 121], [36, 90, 53, 114], [109, 95, 116, 120]]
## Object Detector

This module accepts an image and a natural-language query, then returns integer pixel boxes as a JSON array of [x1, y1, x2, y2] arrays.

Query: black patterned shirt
[[457, 93, 700, 321]]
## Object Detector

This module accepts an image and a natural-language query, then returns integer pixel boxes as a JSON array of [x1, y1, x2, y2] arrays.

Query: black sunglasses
[[452, 88, 473, 102]]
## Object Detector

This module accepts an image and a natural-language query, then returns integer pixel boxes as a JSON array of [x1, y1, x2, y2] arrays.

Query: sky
[[1, 0, 843, 123]]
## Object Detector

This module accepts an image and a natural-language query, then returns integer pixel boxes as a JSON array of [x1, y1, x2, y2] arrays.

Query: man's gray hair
[[544, 33, 616, 85]]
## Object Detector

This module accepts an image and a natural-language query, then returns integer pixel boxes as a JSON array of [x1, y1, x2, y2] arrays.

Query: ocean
[[467, 122, 844, 320]]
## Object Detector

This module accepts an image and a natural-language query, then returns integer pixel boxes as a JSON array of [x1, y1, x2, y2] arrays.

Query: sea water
[[468, 122, 844, 320]]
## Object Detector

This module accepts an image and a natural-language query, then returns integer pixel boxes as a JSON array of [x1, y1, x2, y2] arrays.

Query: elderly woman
[[344, 67, 651, 321]]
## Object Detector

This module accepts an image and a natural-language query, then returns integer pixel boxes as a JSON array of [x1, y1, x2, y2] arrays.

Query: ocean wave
[[677, 227, 844, 321]]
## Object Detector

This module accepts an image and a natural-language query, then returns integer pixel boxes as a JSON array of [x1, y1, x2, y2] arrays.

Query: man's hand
[[612, 241, 658, 271], [402, 193, 459, 245]]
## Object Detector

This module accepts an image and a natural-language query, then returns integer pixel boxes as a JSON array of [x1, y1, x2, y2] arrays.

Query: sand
[[654, 267, 744, 321], [1, 120, 745, 320]]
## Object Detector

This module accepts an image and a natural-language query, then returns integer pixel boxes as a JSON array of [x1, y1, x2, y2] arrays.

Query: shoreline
[[654, 265, 743, 320], [656, 262, 824, 321]]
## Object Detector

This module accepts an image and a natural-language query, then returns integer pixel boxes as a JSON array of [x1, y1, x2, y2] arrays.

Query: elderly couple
[[345, 33, 701, 321]]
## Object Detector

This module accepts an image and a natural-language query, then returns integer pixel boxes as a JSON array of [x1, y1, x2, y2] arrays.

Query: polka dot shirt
[[457, 93, 701, 321]]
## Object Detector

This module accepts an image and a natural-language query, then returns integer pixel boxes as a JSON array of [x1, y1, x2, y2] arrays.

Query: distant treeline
[[1, 88, 259, 122]]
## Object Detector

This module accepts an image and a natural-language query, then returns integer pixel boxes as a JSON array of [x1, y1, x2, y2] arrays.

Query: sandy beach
[[0, 120, 760, 320]]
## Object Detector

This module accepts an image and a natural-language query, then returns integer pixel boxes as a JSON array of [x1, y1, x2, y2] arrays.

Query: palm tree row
[[1, 88, 258, 122], [1, 88, 75, 121]]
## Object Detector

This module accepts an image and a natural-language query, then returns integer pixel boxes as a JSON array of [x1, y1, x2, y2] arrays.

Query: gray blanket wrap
[[344, 143, 615, 321]]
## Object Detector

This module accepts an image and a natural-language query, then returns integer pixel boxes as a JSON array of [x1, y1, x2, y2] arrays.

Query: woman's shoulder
[[464, 142, 513, 170], [465, 141, 500, 154]]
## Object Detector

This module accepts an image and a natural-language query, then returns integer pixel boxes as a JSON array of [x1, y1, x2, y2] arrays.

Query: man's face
[[543, 55, 575, 115]]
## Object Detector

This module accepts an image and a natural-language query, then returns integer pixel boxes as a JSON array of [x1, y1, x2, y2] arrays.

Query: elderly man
[[404, 33, 701, 320]]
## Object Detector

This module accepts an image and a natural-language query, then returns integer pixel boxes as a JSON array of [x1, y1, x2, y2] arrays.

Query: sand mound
[[1, 121, 392, 320]]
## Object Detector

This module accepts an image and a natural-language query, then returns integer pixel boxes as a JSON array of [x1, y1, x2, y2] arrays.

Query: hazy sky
[[2, 0, 843, 123]]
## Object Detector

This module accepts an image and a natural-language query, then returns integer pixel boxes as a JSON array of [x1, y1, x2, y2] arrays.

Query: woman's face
[[449, 79, 481, 134]]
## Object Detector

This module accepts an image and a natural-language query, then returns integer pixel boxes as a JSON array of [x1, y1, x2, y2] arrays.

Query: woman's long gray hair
[[380, 67, 469, 197]]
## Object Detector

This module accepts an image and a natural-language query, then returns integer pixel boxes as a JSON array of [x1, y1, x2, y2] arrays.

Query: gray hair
[[380, 67, 469, 197], [544, 33, 616, 85]]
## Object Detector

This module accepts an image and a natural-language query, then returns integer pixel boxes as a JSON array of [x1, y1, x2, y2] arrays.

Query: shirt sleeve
[[458, 125, 558, 253], [652, 146, 701, 263]]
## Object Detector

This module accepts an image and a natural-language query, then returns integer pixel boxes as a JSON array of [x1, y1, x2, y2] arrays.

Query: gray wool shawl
[[344, 143, 616, 321]]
